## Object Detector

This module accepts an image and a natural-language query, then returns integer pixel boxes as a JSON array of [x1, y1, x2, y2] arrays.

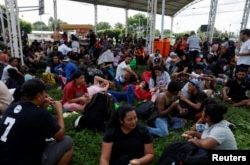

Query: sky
[[1, 0, 247, 34]]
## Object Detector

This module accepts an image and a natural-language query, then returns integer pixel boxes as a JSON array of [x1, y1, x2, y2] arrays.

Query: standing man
[[0, 79, 73, 165], [187, 31, 201, 66], [236, 29, 250, 71]]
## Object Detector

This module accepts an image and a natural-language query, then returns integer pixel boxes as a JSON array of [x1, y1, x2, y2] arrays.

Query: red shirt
[[134, 85, 151, 101], [62, 81, 88, 105]]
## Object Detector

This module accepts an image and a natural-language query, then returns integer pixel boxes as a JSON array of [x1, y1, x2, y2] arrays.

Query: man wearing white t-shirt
[[237, 29, 250, 71], [115, 55, 138, 84]]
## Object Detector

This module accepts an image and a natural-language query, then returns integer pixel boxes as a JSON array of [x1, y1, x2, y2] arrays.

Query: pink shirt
[[87, 85, 107, 97]]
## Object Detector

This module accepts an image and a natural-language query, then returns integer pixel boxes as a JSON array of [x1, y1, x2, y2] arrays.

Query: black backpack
[[157, 141, 208, 165], [75, 93, 112, 131], [135, 101, 155, 120]]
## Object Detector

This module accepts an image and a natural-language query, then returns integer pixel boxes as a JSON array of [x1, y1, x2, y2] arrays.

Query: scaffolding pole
[[148, 0, 157, 54], [240, 0, 250, 31], [0, 7, 7, 45], [207, 0, 218, 44], [5, 0, 23, 64], [94, 4, 97, 33], [53, 0, 57, 30], [161, 0, 165, 38]]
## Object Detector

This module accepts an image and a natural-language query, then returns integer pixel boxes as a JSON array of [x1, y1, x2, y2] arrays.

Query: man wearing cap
[[178, 79, 207, 120], [0, 79, 73, 165]]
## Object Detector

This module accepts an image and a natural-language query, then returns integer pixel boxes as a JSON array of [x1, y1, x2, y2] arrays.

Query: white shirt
[[58, 44, 72, 56], [187, 35, 201, 51], [115, 61, 130, 80], [1, 65, 18, 82], [201, 120, 237, 150], [71, 41, 80, 53], [237, 39, 250, 65]]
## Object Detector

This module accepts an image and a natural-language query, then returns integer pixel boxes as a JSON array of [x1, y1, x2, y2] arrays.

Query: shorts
[[42, 136, 73, 165]]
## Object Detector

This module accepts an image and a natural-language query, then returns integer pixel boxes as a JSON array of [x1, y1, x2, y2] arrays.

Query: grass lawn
[[48, 86, 250, 165]]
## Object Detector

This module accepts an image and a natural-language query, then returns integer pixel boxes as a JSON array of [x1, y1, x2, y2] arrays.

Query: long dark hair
[[151, 65, 163, 86], [108, 104, 135, 128]]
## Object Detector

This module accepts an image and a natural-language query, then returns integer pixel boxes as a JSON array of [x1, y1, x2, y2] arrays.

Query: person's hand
[[179, 94, 187, 102], [129, 159, 141, 165], [81, 94, 91, 103], [51, 101, 63, 113], [179, 108, 188, 115], [43, 95, 55, 108], [182, 131, 196, 140]]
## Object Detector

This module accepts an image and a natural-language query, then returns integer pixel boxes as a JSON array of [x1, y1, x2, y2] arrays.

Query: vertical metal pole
[[240, 0, 250, 31], [5, 8, 14, 56], [161, 0, 165, 38], [207, 0, 218, 44], [94, 4, 97, 34], [125, 9, 128, 37], [0, 8, 7, 44], [53, 0, 57, 30], [9, 0, 19, 58], [150, 0, 157, 53], [170, 16, 174, 38], [16, 1, 24, 65]]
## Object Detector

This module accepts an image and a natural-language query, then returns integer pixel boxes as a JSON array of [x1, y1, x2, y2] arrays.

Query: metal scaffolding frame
[[207, 0, 218, 43], [4, 0, 24, 64], [240, 0, 250, 31], [146, 0, 157, 54]]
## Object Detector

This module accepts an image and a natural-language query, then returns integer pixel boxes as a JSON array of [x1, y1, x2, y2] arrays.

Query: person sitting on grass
[[147, 81, 186, 137], [100, 104, 154, 165], [62, 71, 90, 112], [222, 67, 250, 107], [0, 79, 73, 165], [182, 103, 237, 150], [115, 55, 138, 85]]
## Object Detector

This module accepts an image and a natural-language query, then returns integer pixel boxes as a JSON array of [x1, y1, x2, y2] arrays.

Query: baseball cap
[[188, 79, 204, 91]]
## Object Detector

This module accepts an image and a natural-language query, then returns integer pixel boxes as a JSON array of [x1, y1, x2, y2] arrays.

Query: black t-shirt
[[103, 124, 153, 165], [0, 101, 60, 165], [226, 79, 250, 102]]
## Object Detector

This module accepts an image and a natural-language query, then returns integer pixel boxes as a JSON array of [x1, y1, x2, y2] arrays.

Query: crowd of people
[[0, 27, 249, 165]]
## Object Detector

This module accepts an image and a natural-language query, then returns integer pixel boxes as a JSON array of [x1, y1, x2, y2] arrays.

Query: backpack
[[157, 141, 208, 165], [75, 93, 113, 131], [135, 101, 155, 120]]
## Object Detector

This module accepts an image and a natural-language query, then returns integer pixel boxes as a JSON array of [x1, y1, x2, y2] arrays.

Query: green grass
[[58, 106, 250, 165], [47, 65, 250, 164]]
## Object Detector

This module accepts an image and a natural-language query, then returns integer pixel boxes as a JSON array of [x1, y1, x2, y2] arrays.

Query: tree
[[96, 22, 111, 31], [114, 22, 124, 29], [155, 29, 160, 37], [163, 29, 171, 38], [48, 16, 66, 31], [20, 20, 32, 34], [127, 13, 147, 36], [32, 21, 49, 31]]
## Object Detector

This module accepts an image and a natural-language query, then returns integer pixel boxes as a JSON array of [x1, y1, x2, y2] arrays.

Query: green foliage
[[61, 105, 250, 164], [20, 19, 32, 34], [96, 29, 122, 39], [127, 13, 147, 36], [96, 22, 112, 31], [155, 29, 160, 37], [47, 16, 66, 31], [32, 21, 49, 31], [114, 22, 124, 29]]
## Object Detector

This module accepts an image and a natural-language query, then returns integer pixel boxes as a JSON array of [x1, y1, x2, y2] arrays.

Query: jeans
[[147, 117, 186, 137], [108, 84, 135, 105]]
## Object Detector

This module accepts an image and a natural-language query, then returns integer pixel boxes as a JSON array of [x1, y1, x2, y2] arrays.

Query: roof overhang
[[69, 0, 196, 17]]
